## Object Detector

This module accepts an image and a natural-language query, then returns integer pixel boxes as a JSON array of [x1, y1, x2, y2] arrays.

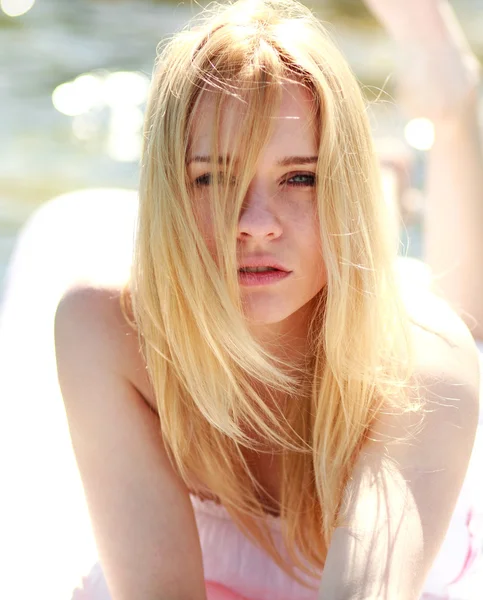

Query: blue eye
[[194, 172, 315, 188], [194, 173, 235, 187], [286, 173, 316, 187]]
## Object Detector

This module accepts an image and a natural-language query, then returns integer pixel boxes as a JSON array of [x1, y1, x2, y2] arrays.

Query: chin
[[240, 287, 324, 329], [241, 296, 300, 326]]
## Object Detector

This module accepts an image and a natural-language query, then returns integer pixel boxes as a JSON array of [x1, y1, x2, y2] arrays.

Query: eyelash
[[287, 173, 316, 187], [193, 172, 316, 188]]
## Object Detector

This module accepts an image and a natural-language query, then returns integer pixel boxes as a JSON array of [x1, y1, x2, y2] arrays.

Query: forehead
[[189, 82, 318, 156]]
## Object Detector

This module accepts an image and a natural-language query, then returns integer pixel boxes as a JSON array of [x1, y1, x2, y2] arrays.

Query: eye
[[284, 173, 316, 188], [194, 173, 212, 187], [194, 173, 236, 187]]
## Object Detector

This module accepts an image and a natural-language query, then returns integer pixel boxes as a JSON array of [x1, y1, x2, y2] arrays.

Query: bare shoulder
[[54, 283, 206, 598], [367, 288, 481, 471], [396, 256, 480, 386], [365, 281, 481, 472], [323, 289, 481, 599], [55, 283, 155, 408], [407, 287, 480, 392]]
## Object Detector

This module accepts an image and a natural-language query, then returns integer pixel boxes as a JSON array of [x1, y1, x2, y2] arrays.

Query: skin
[[55, 287, 480, 600], [188, 84, 327, 359]]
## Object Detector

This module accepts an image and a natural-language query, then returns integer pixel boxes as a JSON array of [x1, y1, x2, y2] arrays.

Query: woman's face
[[187, 82, 327, 327]]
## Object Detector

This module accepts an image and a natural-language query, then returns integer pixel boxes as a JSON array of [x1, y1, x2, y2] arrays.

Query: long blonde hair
[[130, 0, 417, 586]]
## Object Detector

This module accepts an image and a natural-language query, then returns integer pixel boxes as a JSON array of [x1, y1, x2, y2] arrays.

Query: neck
[[247, 299, 318, 370]]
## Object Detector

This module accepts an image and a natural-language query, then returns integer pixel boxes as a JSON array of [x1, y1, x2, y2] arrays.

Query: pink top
[[73, 479, 482, 600], [193, 349, 483, 600], [191, 484, 483, 600], [73, 378, 483, 600], [191, 494, 320, 600]]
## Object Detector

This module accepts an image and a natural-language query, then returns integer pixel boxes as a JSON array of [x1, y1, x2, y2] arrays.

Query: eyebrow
[[187, 154, 319, 167]]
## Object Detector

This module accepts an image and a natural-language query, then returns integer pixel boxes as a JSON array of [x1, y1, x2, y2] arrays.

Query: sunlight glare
[[107, 130, 143, 162], [106, 106, 144, 162], [404, 118, 435, 151], [52, 74, 102, 117], [102, 71, 150, 107], [1, 0, 35, 17]]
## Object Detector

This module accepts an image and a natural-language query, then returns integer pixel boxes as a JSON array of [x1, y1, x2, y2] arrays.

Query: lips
[[237, 268, 292, 286], [237, 257, 290, 272]]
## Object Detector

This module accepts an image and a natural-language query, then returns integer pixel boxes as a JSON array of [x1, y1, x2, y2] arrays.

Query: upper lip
[[238, 257, 290, 272]]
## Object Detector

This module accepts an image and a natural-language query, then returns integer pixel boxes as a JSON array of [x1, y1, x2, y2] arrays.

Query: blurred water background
[[0, 0, 482, 304]]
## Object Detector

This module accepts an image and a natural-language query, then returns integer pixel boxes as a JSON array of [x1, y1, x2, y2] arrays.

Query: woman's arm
[[318, 298, 480, 599], [425, 103, 483, 341], [367, 0, 483, 340], [55, 285, 206, 600]]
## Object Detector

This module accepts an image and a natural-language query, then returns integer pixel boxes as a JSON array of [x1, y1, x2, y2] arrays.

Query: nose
[[237, 183, 283, 241]]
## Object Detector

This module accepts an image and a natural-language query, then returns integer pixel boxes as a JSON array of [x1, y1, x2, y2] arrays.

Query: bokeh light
[[102, 71, 150, 107], [404, 118, 435, 151], [107, 106, 144, 162], [1, 0, 35, 17], [52, 74, 103, 117], [72, 114, 99, 142], [52, 70, 149, 162]]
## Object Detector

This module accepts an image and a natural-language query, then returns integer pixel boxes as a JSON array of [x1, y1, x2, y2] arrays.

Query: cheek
[[192, 196, 216, 249], [290, 203, 326, 282], [285, 198, 321, 246], [283, 193, 317, 220]]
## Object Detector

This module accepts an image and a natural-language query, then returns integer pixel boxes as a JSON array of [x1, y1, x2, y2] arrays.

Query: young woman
[[55, 1, 481, 599]]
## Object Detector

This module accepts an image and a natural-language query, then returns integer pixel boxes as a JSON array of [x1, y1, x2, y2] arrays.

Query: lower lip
[[238, 270, 291, 286]]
